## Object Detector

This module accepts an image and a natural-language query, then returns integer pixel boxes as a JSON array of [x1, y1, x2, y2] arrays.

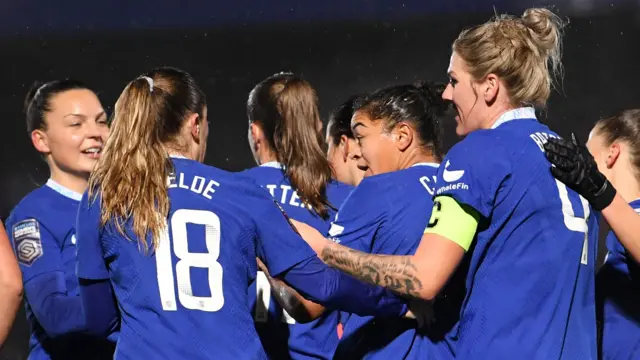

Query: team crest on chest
[[12, 219, 44, 266]]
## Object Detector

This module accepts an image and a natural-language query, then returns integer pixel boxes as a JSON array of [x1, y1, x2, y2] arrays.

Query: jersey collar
[[491, 107, 537, 129], [46, 179, 83, 201], [260, 161, 284, 169], [630, 198, 640, 212], [169, 153, 188, 160], [411, 162, 439, 168]]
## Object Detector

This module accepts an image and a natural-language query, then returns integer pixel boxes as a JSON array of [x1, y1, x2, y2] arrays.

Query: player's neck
[[401, 148, 439, 169], [483, 103, 517, 129], [612, 169, 640, 203], [256, 149, 278, 166], [49, 167, 88, 195]]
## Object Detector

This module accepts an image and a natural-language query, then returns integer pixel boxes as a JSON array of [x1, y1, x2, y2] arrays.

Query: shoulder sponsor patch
[[12, 219, 44, 266]]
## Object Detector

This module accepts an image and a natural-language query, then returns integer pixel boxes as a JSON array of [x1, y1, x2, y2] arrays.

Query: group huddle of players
[[1, 6, 640, 360]]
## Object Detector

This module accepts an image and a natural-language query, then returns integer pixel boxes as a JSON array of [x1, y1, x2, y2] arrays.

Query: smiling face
[[31, 89, 109, 178], [442, 52, 486, 136]]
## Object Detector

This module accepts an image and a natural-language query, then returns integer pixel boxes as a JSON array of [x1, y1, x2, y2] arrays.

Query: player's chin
[[363, 168, 375, 178], [455, 123, 469, 137], [77, 155, 100, 171]]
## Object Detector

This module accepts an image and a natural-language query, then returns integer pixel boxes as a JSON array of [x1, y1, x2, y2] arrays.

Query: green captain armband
[[424, 196, 480, 251]]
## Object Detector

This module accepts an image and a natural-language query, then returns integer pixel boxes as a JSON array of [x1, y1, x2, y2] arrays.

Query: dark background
[[1, 1, 639, 358]]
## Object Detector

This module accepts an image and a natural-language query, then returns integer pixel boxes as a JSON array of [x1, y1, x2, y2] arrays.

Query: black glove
[[543, 133, 616, 211]]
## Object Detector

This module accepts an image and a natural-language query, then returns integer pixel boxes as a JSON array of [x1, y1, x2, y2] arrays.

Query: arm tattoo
[[321, 243, 423, 298]]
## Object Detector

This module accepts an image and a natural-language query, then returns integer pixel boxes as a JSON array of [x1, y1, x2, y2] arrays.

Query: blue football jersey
[[75, 157, 318, 360], [432, 108, 599, 359], [240, 162, 353, 360], [5, 180, 115, 360], [597, 199, 640, 359], [328, 163, 444, 360]]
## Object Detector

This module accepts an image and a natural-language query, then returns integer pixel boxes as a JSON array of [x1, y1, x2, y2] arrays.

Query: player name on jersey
[[530, 131, 560, 152], [264, 184, 312, 210], [167, 172, 220, 199]]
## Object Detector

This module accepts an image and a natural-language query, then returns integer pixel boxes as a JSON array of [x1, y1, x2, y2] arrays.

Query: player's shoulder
[[326, 180, 354, 204], [340, 175, 389, 210], [174, 158, 240, 185], [402, 163, 440, 178], [445, 129, 515, 173], [451, 129, 508, 155], [6, 185, 56, 226], [238, 164, 282, 180]]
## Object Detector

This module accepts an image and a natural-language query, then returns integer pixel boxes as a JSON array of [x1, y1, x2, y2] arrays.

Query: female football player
[[294, 8, 599, 359], [325, 82, 455, 360], [546, 110, 640, 359], [5, 80, 113, 359], [243, 72, 354, 359], [75, 67, 411, 360], [326, 95, 365, 187]]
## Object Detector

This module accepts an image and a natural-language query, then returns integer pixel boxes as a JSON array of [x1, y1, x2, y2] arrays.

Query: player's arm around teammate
[[294, 8, 599, 359], [243, 73, 409, 322], [545, 128, 640, 263], [0, 220, 22, 346], [248, 92, 367, 325], [545, 110, 640, 359]]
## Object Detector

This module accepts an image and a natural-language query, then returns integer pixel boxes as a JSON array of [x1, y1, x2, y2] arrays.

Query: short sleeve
[[7, 216, 61, 282], [75, 191, 109, 280], [248, 184, 316, 277], [433, 131, 512, 219], [327, 180, 386, 252]]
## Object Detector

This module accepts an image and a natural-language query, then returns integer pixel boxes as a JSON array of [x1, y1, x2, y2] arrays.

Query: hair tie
[[140, 76, 154, 92]]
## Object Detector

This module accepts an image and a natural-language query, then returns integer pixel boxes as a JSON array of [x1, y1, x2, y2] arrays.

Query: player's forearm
[[0, 279, 22, 346], [79, 279, 119, 336], [0, 222, 23, 346], [257, 257, 324, 323], [319, 242, 430, 299], [602, 195, 640, 263], [266, 272, 325, 323], [282, 256, 408, 317], [26, 273, 87, 337]]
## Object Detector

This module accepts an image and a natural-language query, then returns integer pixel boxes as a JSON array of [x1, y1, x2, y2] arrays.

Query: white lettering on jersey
[[419, 175, 438, 195], [167, 172, 221, 200], [529, 131, 560, 152], [263, 184, 312, 210]]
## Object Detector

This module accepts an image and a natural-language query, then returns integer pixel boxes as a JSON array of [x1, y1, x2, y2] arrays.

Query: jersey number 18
[[156, 209, 224, 312]]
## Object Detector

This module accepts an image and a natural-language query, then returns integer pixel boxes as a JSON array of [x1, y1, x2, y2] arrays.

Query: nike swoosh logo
[[328, 223, 344, 237], [443, 161, 465, 182]]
